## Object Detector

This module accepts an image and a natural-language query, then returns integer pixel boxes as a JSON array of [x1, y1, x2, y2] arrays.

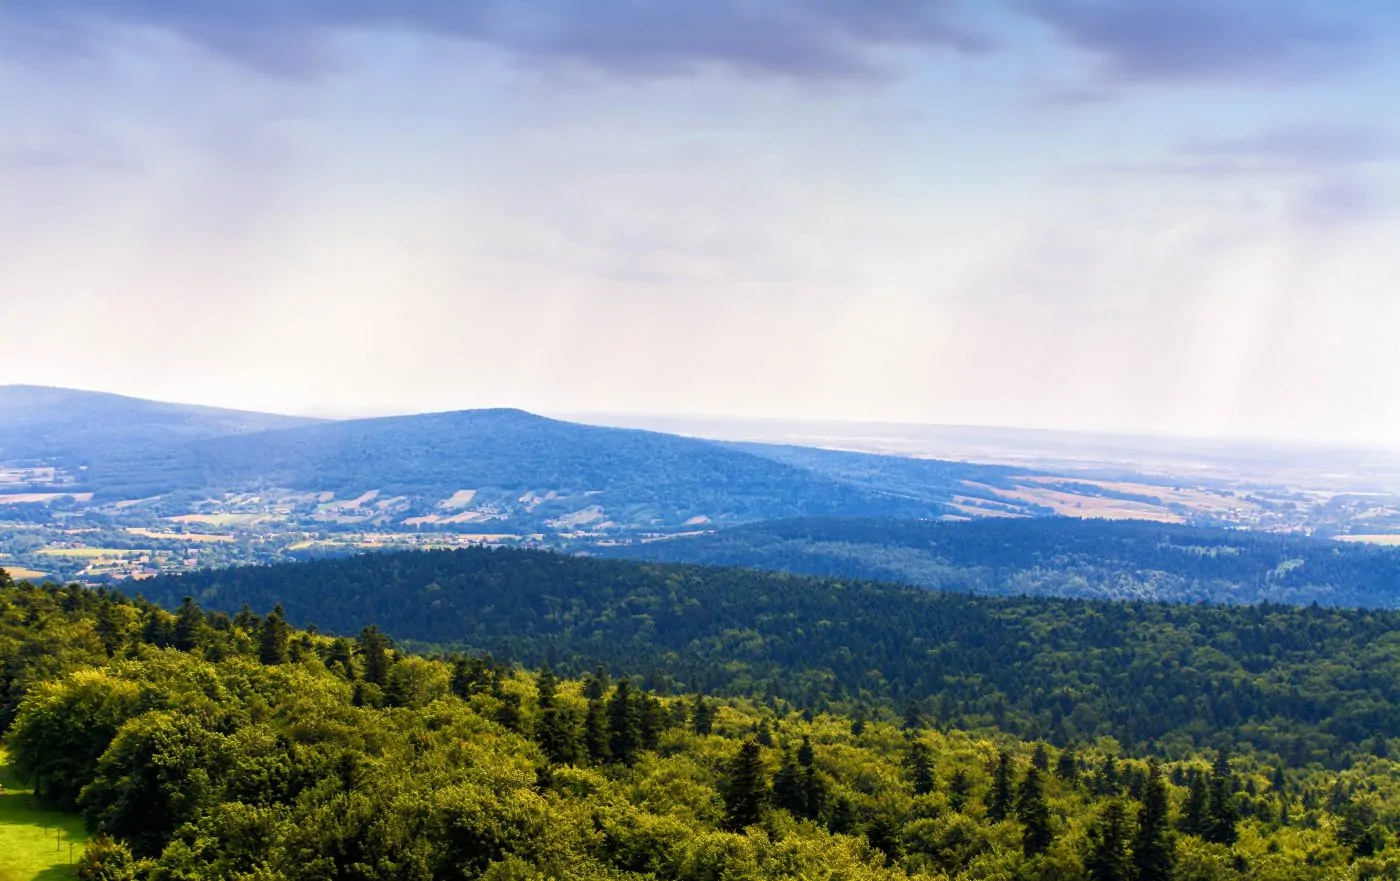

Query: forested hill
[[0, 385, 317, 464], [597, 517, 1400, 607], [143, 547, 1400, 763], [5, 573, 1399, 880]]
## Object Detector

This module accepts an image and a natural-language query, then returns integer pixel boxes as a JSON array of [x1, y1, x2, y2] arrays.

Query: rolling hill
[[0, 385, 318, 467], [142, 544, 1400, 758], [596, 516, 1400, 606]]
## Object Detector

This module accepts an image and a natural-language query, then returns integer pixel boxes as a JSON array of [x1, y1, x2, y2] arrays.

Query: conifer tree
[[536, 668, 580, 765], [1031, 742, 1050, 772], [172, 597, 206, 652], [949, 768, 972, 812], [584, 697, 611, 764], [773, 748, 807, 816], [907, 742, 936, 796], [1018, 765, 1054, 857], [1086, 800, 1133, 881], [1133, 759, 1175, 881], [1056, 743, 1079, 783], [691, 695, 713, 735], [359, 625, 390, 686], [989, 750, 1015, 821], [723, 740, 769, 830], [1205, 753, 1240, 846], [607, 679, 641, 765], [1182, 770, 1210, 836], [258, 606, 289, 665]]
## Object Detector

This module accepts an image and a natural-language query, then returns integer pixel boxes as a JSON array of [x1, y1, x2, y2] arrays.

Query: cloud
[[3, 0, 989, 80], [1179, 125, 1399, 170], [1021, 0, 1369, 87]]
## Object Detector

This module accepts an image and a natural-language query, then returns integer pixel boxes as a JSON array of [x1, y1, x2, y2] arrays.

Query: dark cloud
[[1021, 0, 1369, 87], [3, 0, 988, 79]]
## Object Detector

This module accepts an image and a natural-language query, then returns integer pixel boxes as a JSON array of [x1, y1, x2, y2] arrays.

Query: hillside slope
[[145, 545, 1400, 759], [0, 385, 318, 467], [597, 516, 1400, 606]]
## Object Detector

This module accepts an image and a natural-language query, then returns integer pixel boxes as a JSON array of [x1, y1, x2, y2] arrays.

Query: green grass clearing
[[0, 747, 86, 881]]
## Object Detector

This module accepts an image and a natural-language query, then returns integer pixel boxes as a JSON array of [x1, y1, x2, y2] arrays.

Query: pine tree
[[606, 679, 642, 765], [359, 625, 390, 686], [1086, 800, 1134, 881], [584, 697, 610, 764], [1133, 759, 1175, 881], [907, 742, 936, 796], [258, 606, 289, 665], [1017, 766, 1054, 857], [723, 740, 769, 831], [638, 694, 667, 752], [95, 599, 125, 656], [1205, 753, 1240, 846], [989, 750, 1015, 821], [902, 699, 926, 731]]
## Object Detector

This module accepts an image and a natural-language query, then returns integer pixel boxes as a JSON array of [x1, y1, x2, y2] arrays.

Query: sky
[[2, 0, 1399, 446]]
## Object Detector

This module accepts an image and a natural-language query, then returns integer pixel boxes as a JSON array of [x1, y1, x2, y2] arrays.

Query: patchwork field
[[0, 568, 48, 581], [0, 494, 93, 506], [1336, 534, 1400, 546], [0, 748, 87, 881], [968, 481, 1185, 523], [126, 528, 233, 543]]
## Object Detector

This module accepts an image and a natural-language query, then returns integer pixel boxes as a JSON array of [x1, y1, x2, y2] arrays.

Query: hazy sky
[[3, 1, 1399, 445]]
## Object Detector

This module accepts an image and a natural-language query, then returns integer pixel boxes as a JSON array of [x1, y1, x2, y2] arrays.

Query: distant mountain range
[[3, 386, 1397, 542], [0, 385, 1046, 531]]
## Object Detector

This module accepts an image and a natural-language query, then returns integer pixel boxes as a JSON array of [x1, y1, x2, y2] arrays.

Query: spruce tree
[[1205, 753, 1240, 846], [1182, 770, 1209, 836], [258, 606, 289, 665], [1133, 759, 1175, 881], [584, 697, 611, 764], [1056, 742, 1079, 783], [989, 750, 1015, 821], [723, 740, 769, 831], [1031, 742, 1050, 772], [1017, 766, 1054, 857], [691, 695, 713, 735], [907, 742, 936, 796], [607, 679, 642, 765], [359, 625, 390, 686], [773, 748, 807, 816], [172, 597, 206, 652], [949, 769, 972, 812], [1086, 800, 1133, 881]]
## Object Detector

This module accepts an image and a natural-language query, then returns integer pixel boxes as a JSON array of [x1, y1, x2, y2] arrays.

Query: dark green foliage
[[691, 694, 713, 735], [723, 740, 769, 830], [907, 742, 936, 796], [602, 516, 1400, 607], [1086, 800, 1134, 881], [989, 750, 1015, 822], [1133, 760, 1175, 881], [172, 596, 207, 652], [1056, 743, 1079, 782], [606, 678, 641, 765], [148, 546, 1400, 759], [773, 748, 808, 816], [358, 624, 390, 686], [257, 605, 289, 665], [1017, 766, 1054, 857], [1206, 753, 1241, 846], [584, 697, 610, 764]]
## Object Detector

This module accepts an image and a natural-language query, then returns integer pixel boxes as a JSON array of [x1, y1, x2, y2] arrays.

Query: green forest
[[597, 517, 1400, 607], [2, 568, 1399, 881], [147, 547, 1400, 763]]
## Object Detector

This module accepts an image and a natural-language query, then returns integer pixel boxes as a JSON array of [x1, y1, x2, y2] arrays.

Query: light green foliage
[[2, 583, 1400, 880]]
